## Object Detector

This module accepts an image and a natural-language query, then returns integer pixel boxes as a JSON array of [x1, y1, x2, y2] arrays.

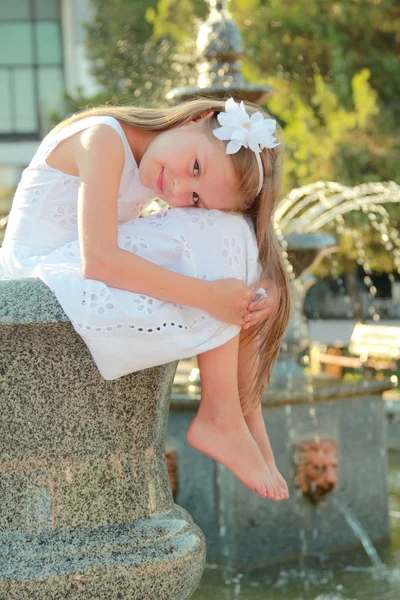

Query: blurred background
[[0, 0, 399, 321], [1, 1, 399, 598]]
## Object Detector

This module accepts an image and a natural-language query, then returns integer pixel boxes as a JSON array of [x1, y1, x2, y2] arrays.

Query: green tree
[[264, 68, 397, 191], [234, 0, 399, 189], [83, 0, 200, 106], [234, 0, 399, 109], [67, 0, 399, 190]]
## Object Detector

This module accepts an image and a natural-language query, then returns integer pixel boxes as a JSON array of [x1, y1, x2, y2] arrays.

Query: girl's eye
[[193, 159, 200, 205]]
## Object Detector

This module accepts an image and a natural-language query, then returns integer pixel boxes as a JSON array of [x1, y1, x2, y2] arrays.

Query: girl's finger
[[249, 305, 270, 317], [246, 308, 271, 324], [245, 301, 275, 317], [248, 297, 268, 312], [243, 313, 252, 322], [247, 314, 258, 324]]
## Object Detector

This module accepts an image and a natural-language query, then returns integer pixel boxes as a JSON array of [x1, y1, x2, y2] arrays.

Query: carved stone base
[[0, 507, 203, 600], [0, 279, 205, 599]]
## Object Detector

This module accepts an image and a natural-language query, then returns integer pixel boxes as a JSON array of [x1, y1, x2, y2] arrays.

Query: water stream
[[331, 497, 384, 569]]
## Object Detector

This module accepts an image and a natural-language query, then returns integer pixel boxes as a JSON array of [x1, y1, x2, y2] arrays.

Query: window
[[0, 0, 64, 138]]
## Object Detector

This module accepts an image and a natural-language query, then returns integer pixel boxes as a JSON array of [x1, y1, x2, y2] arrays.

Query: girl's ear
[[189, 111, 215, 123]]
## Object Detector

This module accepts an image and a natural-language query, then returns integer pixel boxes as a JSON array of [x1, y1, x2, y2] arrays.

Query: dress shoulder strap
[[41, 115, 138, 173]]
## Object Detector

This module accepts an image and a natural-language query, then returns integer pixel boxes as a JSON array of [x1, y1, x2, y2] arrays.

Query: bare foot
[[245, 415, 289, 501], [253, 439, 289, 501], [186, 413, 286, 500]]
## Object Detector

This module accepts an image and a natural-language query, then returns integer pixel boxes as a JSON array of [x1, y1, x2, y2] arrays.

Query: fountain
[[271, 231, 338, 381], [165, 0, 400, 570], [166, 0, 273, 104], [168, 179, 400, 567], [273, 180, 400, 383]]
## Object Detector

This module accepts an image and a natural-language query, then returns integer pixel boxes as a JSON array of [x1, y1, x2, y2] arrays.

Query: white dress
[[0, 115, 155, 278], [0, 116, 260, 379]]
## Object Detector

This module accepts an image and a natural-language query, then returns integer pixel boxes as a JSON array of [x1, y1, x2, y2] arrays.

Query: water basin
[[191, 451, 400, 599]]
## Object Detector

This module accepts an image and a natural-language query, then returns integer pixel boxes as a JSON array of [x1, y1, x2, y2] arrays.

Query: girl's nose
[[172, 177, 188, 197]]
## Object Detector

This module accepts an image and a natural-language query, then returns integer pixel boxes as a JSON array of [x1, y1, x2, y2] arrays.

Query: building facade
[[0, 0, 99, 186]]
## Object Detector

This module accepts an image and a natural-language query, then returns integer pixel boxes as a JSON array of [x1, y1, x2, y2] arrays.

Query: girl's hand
[[242, 279, 278, 330], [208, 279, 256, 326]]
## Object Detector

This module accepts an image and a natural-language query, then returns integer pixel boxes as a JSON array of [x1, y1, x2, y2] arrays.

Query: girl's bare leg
[[186, 334, 285, 500], [238, 329, 289, 499]]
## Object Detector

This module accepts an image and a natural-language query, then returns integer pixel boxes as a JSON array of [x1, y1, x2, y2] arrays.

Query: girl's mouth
[[157, 167, 164, 192]]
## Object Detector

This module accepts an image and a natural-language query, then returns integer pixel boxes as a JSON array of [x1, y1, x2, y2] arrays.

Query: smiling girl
[[0, 98, 290, 500]]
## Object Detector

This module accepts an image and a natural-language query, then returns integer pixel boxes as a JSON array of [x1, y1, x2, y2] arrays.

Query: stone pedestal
[[0, 279, 205, 599]]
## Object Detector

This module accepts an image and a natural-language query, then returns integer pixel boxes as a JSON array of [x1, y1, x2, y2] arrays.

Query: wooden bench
[[317, 323, 400, 378]]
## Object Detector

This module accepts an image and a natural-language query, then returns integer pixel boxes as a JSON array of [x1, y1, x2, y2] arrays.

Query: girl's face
[[138, 120, 240, 211]]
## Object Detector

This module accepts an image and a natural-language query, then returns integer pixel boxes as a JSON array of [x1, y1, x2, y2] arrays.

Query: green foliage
[[235, 0, 399, 189], [309, 197, 400, 278], [80, 0, 399, 172], [83, 0, 198, 106], [146, 0, 200, 42], [235, 0, 399, 108], [264, 68, 395, 191], [66, 0, 399, 274]]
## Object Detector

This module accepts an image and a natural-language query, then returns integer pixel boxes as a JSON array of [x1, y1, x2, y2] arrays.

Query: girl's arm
[[72, 125, 253, 326]]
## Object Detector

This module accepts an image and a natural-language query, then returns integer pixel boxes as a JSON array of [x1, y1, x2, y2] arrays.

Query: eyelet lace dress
[[0, 115, 155, 279], [0, 116, 260, 379]]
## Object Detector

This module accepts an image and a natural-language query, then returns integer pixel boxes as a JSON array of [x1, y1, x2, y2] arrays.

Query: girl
[[0, 98, 291, 500]]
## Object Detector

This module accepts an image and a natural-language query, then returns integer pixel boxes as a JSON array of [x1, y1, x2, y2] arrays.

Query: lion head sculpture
[[294, 439, 338, 503]]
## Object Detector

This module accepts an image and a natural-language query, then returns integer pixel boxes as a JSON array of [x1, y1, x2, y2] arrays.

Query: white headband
[[212, 98, 279, 196]]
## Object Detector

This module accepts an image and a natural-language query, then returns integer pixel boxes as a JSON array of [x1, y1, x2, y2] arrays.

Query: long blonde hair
[[54, 98, 291, 414]]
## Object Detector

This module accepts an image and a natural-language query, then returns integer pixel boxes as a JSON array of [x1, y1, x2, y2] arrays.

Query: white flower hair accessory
[[213, 97, 279, 195]]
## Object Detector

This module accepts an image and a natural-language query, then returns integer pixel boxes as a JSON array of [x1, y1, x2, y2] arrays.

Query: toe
[[265, 484, 274, 500], [257, 482, 269, 498], [279, 478, 289, 495], [273, 480, 283, 500], [258, 483, 266, 497]]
